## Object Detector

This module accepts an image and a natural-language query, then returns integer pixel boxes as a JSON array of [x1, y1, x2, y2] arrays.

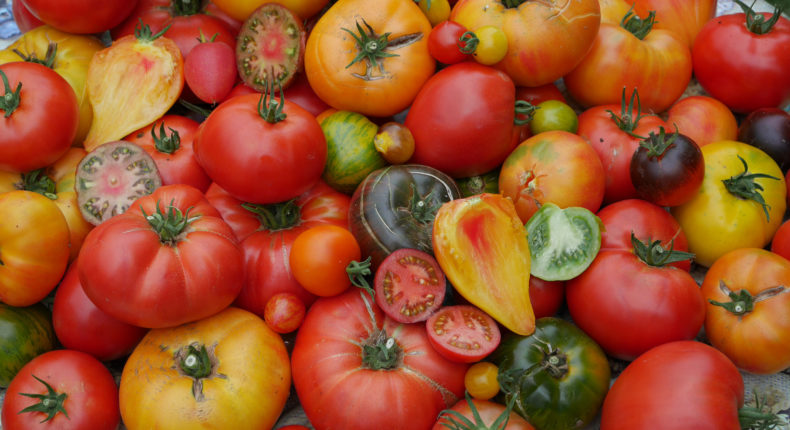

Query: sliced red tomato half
[[374, 248, 446, 324], [426, 305, 501, 363]]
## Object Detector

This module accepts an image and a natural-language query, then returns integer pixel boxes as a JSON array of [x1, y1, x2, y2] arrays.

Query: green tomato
[[491, 317, 611, 430], [530, 100, 579, 135], [0, 303, 56, 387], [525, 202, 601, 281]]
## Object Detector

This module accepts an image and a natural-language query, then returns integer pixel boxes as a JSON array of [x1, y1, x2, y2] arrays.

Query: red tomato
[[263, 292, 306, 334], [195, 93, 326, 204], [529, 277, 565, 319], [78, 184, 244, 328], [433, 397, 534, 430], [567, 199, 703, 360], [291, 289, 468, 430], [406, 62, 519, 178], [374, 248, 446, 324], [184, 39, 237, 104], [1, 350, 120, 430], [0, 62, 78, 173], [283, 73, 331, 117], [576, 90, 667, 204], [123, 115, 211, 192], [665, 95, 738, 148], [11, 1, 44, 32], [426, 305, 501, 363], [290, 225, 361, 297], [20, 0, 137, 34], [771, 219, 790, 261], [428, 20, 470, 65], [205, 181, 350, 316], [601, 341, 744, 430], [692, 7, 790, 113], [499, 130, 606, 223], [53, 262, 148, 362]]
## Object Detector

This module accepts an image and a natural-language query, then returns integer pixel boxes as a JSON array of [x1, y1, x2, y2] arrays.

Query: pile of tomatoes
[[2, 0, 790, 429]]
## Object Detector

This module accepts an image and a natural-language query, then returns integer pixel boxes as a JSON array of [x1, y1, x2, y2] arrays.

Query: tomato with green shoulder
[[0, 303, 55, 388], [321, 111, 389, 195]]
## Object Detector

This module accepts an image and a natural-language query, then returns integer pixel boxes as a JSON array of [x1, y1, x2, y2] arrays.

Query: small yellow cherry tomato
[[471, 25, 508, 66], [417, 0, 451, 27], [464, 361, 500, 400]]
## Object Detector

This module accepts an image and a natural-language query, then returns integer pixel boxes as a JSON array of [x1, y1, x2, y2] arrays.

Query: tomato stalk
[[458, 31, 479, 54], [437, 392, 518, 430], [175, 343, 220, 401], [606, 88, 652, 138], [11, 43, 57, 69], [405, 182, 441, 224], [513, 100, 538, 126], [734, 0, 784, 35], [709, 280, 789, 316], [134, 19, 171, 43], [341, 19, 423, 81], [361, 329, 402, 370], [17, 169, 58, 200], [151, 122, 182, 154], [738, 392, 788, 429], [722, 156, 781, 221], [172, 0, 203, 16], [347, 256, 374, 298], [620, 8, 656, 40], [257, 80, 287, 123], [640, 126, 680, 158], [0, 69, 22, 118], [241, 199, 301, 230], [141, 200, 200, 244], [18, 374, 69, 423], [631, 232, 695, 267]]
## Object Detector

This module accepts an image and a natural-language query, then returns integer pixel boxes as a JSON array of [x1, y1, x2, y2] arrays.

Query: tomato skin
[[290, 225, 360, 297], [701, 248, 790, 374], [292, 289, 468, 430], [195, 93, 326, 204], [665, 95, 738, 148], [124, 115, 211, 192], [671, 141, 786, 267], [464, 362, 499, 400], [184, 40, 237, 104], [283, 73, 331, 117], [0, 304, 55, 388], [565, 22, 692, 114], [433, 398, 535, 430], [450, 0, 600, 87], [53, 262, 148, 362], [600, 341, 744, 430], [771, 220, 790, 261], [692, 11, 790, 113], [1, 350, 120, 430], [78, 185, 245, 328], [529, 277, 564, 319], [119, 307, 291, 430], [263, 292, 306, 334], [499, 131, 606, 223], [737, 108, 790, 172], [631, 0, 717, 49], [426, 305, 501, 363], [406, 62, 518, 178], [0, 62, 78, 173], [305, 0, 435, 118], [212, 0, 329, 21], [428, 20, 470, 65], [21, 0, 137, 34], [10, 1, 44, 32]]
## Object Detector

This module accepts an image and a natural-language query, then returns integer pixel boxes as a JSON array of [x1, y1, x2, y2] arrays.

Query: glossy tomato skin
[[737, 108, 790, 172], [78, 185, 244, 328], [529, 277, 565, 319], [433, 398, 535, 430], [119, 307, 291, 430], [124, 115, 211, 192], [406, 62, 518, 178], [450, 0, 600, 87], [600, 341, 744, 430], [692, 11, 790, 113], [665, 95, 738, 148], [702, 248, 790, 374], [428, 20, 470, 65], [21, 0, 137, 34], [499, 131, 606, 223], [631, 0, 717, 48], [771, 219, 790, 261], [195, 93, 326, 204], [10, 1, 43, 32], [263, 292, 306, 334], [1, 350, 120, 430], [292, 289, 468, 430], [0, 62, 78, 173], [290, 225, 360, 297], [53, 262, 148, 362], [426, 305, 501, 363]]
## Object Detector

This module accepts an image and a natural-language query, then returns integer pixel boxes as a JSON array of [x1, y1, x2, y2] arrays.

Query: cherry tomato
[[289, 225, 361, 297], [464, 361, 499, 400], [530, 100, 579, 136], [426, 305, 501, 363], [263, 292, 306, 334], [470, 26, 508, 66], [374, 248, 446, 324], [427, 20, 470, 65]]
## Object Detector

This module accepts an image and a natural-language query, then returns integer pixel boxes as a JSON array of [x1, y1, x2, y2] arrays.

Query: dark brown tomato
[[737, 108, 790, 173]]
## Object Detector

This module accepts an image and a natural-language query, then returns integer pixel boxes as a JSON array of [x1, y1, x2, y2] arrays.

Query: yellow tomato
[[464, 361, 500, 400], [672, 141, 786, 267], [119, 307, 291, 430], [212, 0, 329, 21], [471, 25, 508, 66], [417, 0, 451, 27], [0, 26, 103, 146]]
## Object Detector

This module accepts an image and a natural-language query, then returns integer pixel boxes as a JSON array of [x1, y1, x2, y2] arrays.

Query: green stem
[[18, 169, 58, 200], [179, 344, 213, 379], [640, 126, 678, 158], [405, 183, 439, 224], [709, 281, 788, 316], [631, 232, 695, 267], [348, 256, 374, 299], [502, 0, 526, 7], [241, 200, 301, 231], [178, 98, 214, 118], [172, 0, 203, 16], [458, 31, 478, 54], [135, 19, 171, 42], [141, 200, 199, 244], [514, 100, 537, 126], [605, 88, 652, 138], [342, 19, 399, 69], [0, 69, 22, 118], [257, 80, 287, 123], [721, 156, 780, 222], [734, 0, 784, 35], [151, 122, 181, 154], [437, 391, 518, 430], [12, 43, 57, 68], [18, 375, 69, 423], [620, 7, 656, 40], [361, 329, 402, 370]]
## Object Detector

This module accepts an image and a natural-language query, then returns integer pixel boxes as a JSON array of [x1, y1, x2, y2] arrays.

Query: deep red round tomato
[[292, 289, 468, 430], [195, 92, 326, 204], [123, 115, 211, 192], [1, 350, 119, 430], [530, 277, 565, 319], [630, 127, 705, 207], [374, 248, 446, 323], [78, 184, 244, 328], [426, 305, 501, 363], [771, 219, 790, 261], [290, 225, 361, 297], [428, 20, 470, 65], [263, 292, 306, 334], [282, 73, 331, 117], [53, 262, 148, 362], [692, 6, 790, 113], [567, 199, 703, 360], [21, 0, 137, 34], [0, 62, 79, 173], [406, 62, 519, 178], [11, 1, 44, 32], [601, 341, 745, 430]]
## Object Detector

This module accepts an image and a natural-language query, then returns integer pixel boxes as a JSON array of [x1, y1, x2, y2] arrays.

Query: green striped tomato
[[0, 303, 56, 387]]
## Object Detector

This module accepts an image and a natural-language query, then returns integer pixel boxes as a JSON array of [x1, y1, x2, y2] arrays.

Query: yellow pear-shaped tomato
[[119, 307, 291, 430], [0, 26, 103, 146], [433, 193, 534, 335]]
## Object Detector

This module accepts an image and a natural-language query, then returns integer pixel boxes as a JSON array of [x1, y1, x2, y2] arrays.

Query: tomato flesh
[[374, 248, 446, 323], [426, 305, 501, 363]]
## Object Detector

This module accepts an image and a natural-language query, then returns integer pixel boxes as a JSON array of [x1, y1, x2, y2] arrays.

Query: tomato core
[[361, 330, 402, 370]]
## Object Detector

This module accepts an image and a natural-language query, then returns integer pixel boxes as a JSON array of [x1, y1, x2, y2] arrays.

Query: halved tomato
[[374, 248, 446, 324], [426, 305, 501, 363]]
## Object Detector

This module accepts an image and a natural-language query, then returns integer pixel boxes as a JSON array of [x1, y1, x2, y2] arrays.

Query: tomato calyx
[[174, 342, 226, 401], [733, 0, 784, 35], [437, 392, 518, 430], [401, 182, 441, 224], [361, 329, 403, 370], [0, 69, 22, 118], [11, 42, 57, 69], [738, 393, 788, 429], [620, 7, 656, 40], [257, 81, 287, 123], [631, 232, 694, 267], [18, 374, 69, 423], [348, 256, 375, 298], [458, 31, 478, 54], [606, 88, 651, 138], [142, 200, 200, 244], [172, 0, 203, 16], [513, 100, 538, 126], [640, 126, 679, 158], [708, 280, 789, 316], [342, 19, 423, 81], [722, 155, 781, 221], [16, 169, 58, 200], [502, 0, 527, 8], [151, 122, 182, 154], [134, 19, 171, 43], [241, 199, 301, 231]]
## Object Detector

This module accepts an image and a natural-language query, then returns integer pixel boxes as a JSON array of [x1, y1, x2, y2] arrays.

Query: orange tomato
[[665, 95, 738, 148], [631, 0, 717, 48], [289, 225, 361, 297]]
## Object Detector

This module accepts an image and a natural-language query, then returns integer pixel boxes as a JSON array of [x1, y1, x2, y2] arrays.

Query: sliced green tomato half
[[525, 203, 601, 281]]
